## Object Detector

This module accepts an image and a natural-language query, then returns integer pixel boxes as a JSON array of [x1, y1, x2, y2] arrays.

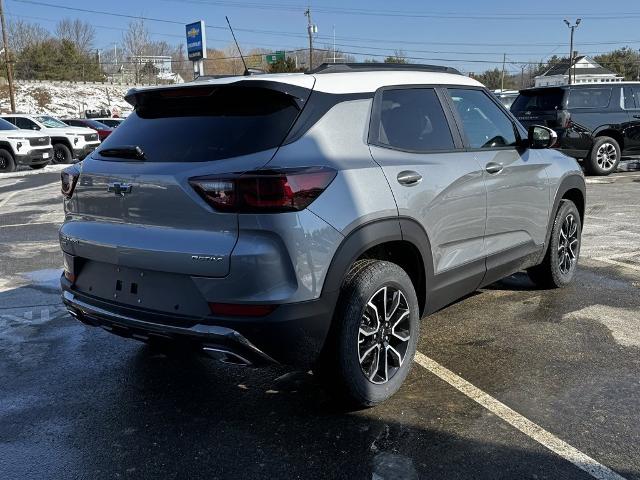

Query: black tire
[[528, 200, 581, 288], [29, 163, 48, 170], [0, 148, 16, 173], [585, 136, 620, 176], [316, 259, 420, 407], [52, 143, 73, 164]]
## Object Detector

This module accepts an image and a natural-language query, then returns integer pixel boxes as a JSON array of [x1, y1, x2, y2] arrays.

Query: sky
[[4, 0, 640, 74]]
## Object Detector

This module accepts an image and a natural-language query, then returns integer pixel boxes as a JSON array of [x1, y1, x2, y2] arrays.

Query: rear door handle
[[485, 162, 503, 174], [397, 170, 422, 186]]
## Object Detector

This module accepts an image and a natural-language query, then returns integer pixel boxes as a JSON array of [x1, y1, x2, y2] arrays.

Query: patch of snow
[[1, 80, 137, 118]]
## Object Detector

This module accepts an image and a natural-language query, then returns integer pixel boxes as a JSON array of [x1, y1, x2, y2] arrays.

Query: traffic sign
[[265, 51, 286, 64]]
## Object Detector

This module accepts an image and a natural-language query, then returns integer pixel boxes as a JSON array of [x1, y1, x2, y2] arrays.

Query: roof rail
[[308, 62, 462, 75]]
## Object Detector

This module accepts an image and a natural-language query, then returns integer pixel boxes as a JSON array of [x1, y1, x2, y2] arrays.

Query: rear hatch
[[62, 80, 313, 285], [511, 87, 567, 129]]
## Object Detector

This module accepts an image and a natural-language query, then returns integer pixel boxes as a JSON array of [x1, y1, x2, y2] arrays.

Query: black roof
[[309, 62, 462, 75]]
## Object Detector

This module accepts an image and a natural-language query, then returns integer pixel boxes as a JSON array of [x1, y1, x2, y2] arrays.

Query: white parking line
[[0, 190, 19, 210], [591, 258, 640, 273], [414, 352, 627, 480], [0, 221, 60, 228], [587, 216, 640, 229]]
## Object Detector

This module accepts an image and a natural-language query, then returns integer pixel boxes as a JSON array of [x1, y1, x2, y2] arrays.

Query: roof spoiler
[[308, 62, 462, 75], [124, 80, 312, 108]]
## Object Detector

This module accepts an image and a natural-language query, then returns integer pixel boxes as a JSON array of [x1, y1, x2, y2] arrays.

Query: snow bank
[[0, 81, 140, 117]]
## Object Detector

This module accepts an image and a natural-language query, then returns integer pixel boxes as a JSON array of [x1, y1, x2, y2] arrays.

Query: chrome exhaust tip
[[202, 346, 253, 366]]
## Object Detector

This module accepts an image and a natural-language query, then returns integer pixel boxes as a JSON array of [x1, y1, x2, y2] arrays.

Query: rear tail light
[[189, 167, 337, 213], [61, 166, 80, 199]]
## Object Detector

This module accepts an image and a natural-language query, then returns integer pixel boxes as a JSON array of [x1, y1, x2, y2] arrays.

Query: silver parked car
[[60, 63, 585, 406]]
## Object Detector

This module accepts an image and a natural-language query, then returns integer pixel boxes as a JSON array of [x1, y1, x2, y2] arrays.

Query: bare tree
[[8, 19, 50, 53], [170, 44, 191, 82], [122, 18, 150, 83], [55, 18, 95, 54]]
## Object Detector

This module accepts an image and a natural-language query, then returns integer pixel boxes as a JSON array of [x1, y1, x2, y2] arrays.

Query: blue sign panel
[[186, 21, 206, 61]]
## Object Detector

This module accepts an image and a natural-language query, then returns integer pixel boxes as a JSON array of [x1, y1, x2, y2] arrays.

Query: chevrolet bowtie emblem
[[107, 182, 133, 197]]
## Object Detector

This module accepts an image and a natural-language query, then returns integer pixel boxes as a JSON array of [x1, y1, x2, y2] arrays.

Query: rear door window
[[95, 86, 303, 162], [622, 87, 636, 109], [567, 87, 612, 109], [372, 88, 455, 152], [448, 88, 517, 149], [511, 89, 565, 112], [623, 86, 640, 109], [15, 117, 39, 130]]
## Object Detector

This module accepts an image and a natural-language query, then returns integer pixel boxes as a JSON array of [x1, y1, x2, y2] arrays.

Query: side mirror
[[528, 125, 557, 149], [32, 125, 40, 130]]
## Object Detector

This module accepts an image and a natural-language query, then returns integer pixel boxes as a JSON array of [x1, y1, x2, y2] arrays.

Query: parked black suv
[[511, 83, 640, 175]]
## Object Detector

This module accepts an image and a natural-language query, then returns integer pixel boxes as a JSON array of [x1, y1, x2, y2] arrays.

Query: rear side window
[[95, 86, 302, 162], [448, 88, 517, 149], [567, 87, 611, 109], [623, 87, 640, 109], [15, 117, 39, 130], [373, 88, 454, 152], [511, 89, 565, 112], [0, 118, 18, 130]]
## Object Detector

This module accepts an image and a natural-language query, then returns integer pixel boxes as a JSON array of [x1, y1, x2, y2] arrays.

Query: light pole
[[564, 18, 581, 85]]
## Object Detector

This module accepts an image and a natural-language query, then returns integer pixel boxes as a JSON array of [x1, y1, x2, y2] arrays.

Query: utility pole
[[0, 0, 16, 113], [520, 64, 525, 89], [304, 8, 314, 71], [564, 18, 581, 85], [501, 53, 506, 91], [333, 25, 336, 63]]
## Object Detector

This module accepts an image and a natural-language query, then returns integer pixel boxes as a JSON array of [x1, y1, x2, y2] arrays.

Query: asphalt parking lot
[[1, 165, 639, 479]]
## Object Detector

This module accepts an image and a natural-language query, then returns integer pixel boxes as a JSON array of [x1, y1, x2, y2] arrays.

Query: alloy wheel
[[558, 213, 579, 275], [53, 148, 65, 164], [358, 286, 411, 384], [0, 156, 6, 170], [596, 142, 617, 171]]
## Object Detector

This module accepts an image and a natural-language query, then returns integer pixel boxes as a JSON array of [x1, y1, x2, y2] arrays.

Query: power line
[[11, 0, 640, 49], [7, 0, 640, 73], [162, 0, 640, 21]]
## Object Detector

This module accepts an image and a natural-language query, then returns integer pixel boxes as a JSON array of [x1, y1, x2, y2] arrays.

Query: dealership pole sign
[[186, 20, 207, 61]]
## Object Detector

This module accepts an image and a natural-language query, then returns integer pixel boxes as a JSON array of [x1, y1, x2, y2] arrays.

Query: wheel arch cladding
[[594, 128, 624, 151], [51, 137, 73, 150], [0, 142, 14, 156], [321, 217, 433, 318], [541, 174, 586, 263]]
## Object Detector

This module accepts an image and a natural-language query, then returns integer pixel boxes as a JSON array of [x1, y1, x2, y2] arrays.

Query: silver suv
[[59, 64, 585, 406]]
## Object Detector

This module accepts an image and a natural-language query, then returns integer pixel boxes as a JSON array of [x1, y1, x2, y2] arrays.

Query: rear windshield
[[0, 118, 18, 130], [81, 119, 110, 129], [567, 87, 612, 109], [511, 89, 565, 112], [36, 115, 68, 128], [94, 86, 302, 162]]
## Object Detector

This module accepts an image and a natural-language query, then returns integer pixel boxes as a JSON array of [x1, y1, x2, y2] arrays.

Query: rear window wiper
[[98, 145, 146, 160]]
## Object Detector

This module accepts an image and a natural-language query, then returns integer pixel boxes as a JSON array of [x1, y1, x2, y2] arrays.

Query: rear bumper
[[15, 147, 53, 166], [61, 276, 338, 367]]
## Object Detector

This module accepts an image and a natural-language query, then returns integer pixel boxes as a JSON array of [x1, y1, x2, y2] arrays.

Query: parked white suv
[[0, 117, 53, 172], [1, 114, 100, 164]]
